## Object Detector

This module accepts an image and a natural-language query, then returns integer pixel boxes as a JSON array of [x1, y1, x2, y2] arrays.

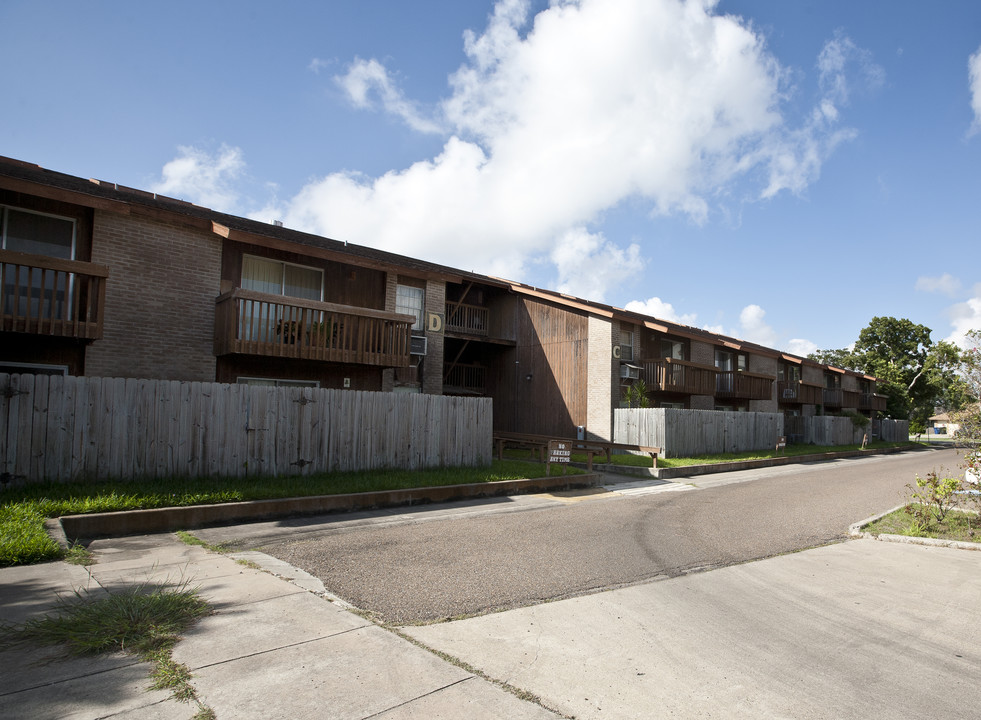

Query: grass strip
[[1, 459, 581, 567], [864, 504, 980, 542]]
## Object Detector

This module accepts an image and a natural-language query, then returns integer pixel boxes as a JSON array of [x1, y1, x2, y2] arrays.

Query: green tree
[[953, 329, 981, 446], [807, 348, 858, 370], [811, 317, 962, 422]]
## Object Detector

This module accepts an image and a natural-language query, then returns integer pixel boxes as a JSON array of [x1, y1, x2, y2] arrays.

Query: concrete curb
[[849, 504, 981, 552], [58, 472, 602, 540], [586, 444, 919, 480]]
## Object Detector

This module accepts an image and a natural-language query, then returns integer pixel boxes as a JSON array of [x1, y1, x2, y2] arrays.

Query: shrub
[[904, 468, 962, 525]]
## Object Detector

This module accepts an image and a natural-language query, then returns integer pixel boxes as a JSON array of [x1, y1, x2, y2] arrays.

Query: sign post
[[547, 440, 571, 476], [775, 435, 787, 454]]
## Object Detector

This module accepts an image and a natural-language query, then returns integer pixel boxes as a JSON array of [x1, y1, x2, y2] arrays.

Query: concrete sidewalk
[[0, 534, 559, 720], [405, 538, 981, 720]]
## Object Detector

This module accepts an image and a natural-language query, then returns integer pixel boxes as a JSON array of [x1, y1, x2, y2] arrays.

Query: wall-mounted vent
[[410, 335, 428, 356]]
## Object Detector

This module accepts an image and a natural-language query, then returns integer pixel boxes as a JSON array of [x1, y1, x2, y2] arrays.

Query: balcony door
[[240, 255, 323, 343], [1, 206, 76, 321], [715, 349, 734, 394]]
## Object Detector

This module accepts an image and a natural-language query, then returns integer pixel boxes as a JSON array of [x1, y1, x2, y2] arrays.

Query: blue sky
[[3, 0, 980, 355]]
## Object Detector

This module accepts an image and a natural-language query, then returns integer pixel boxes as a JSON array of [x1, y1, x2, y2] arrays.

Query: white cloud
[[549, 228, 643, 302], [308, 57, 331, 75], [969, 45, 981, 136], [945, 283, 981, 347], [623, 296, 698, 326], [735, 304, 777, 347], [915, 273, 962, 297], [150, 145, 245, 210], [759, 30, 881, 199], [172, 0, 874, 300], [334, 58, 443, 134], [786, 338, 818, 356]]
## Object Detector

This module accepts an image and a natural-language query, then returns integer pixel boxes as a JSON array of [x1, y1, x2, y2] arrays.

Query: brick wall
[[421, 279, 445, 395], [85, 211, 220, 381], [802, 364, 824, 386], [690, 339, 714, 366], [749, 353, 778, 412], [381, 272, 398, 392], [586, 316, 614, 440]]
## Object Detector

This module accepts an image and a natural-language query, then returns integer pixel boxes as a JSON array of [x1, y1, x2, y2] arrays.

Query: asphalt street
[[200, 446, 962, 624]]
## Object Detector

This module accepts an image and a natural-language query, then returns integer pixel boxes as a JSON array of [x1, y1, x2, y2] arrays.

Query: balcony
[[859, 392, 887, 412], [715, 371, 774, 400], [643, 358, 717, 395], [214, 288, 413, 368], [0, 249, 108, 340], [443, 363, 486, 395], [445, 302, 489, 337], [778, 381, 824, 405]]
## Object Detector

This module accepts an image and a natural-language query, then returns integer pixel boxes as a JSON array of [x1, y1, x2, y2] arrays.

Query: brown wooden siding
[[495, 298, 587, 436], [221, 240, 386, 309], [216, 356, 384, 391]]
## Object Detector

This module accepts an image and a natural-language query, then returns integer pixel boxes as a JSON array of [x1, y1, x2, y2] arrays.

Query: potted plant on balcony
[[307, 316, 338, 347], [276, 319, 298, 344]]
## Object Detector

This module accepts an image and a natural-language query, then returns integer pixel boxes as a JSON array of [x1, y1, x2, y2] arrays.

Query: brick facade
[[748, 353, 778, 412], [689, 339, 715, 410], [586, 316, 614, 440], [85, 211, 220, 381], [421, 279, 445, 395]]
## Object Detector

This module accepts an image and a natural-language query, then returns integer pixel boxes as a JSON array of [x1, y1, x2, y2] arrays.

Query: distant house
[[1, 156, 885, 442]]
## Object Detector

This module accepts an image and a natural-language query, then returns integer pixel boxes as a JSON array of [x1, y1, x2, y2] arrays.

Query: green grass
[[657, 441, 910, 468], [1, 459, 580, 567], [864, 504, 980, 542], [507, 441, 912, 469], [0, 580, 213, 713]]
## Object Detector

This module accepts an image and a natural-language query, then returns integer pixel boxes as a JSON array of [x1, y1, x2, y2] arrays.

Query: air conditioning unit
[[620, 364, 640, 380], [410, 335, 428, 356]]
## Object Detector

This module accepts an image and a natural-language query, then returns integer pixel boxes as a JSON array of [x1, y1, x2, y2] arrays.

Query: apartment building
[[0, 156, 885, 443]]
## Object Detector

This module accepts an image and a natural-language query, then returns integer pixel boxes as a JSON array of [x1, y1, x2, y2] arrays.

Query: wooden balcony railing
[[822, 388, 859, 408], [445, 302, 489, 336], [715, 371, 774, 400], [214, 288, 413, 368], [443, 363, 486, 394], [0, 249, 108, 340], [778, 381, 824, 405], [859, 392, 887, 412], [643, 358, 717, 395]]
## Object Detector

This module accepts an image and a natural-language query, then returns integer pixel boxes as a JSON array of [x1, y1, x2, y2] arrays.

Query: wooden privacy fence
[[615, 409, 782, 457], [614, 408, 909, 457], [0, 374, 492, 484]]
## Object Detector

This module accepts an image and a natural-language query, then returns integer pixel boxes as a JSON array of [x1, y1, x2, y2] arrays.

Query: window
[[778, 363, 801, 383], [1, 206, 76, 259], [620, 329, 634, 362], [661, 339, 685, 360], [240, 256, 324, 343], [396, 284, 424, 331], [236, 377, 320, 388], [0, 361, 68, 376], [2, 206, 77, 321], [242, 255, 322, 301]]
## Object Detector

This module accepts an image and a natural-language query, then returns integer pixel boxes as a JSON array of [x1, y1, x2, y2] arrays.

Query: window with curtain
[[242, 255, 322, 301], [240, 255, 324, 343], [396, 284, 424, 331]]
